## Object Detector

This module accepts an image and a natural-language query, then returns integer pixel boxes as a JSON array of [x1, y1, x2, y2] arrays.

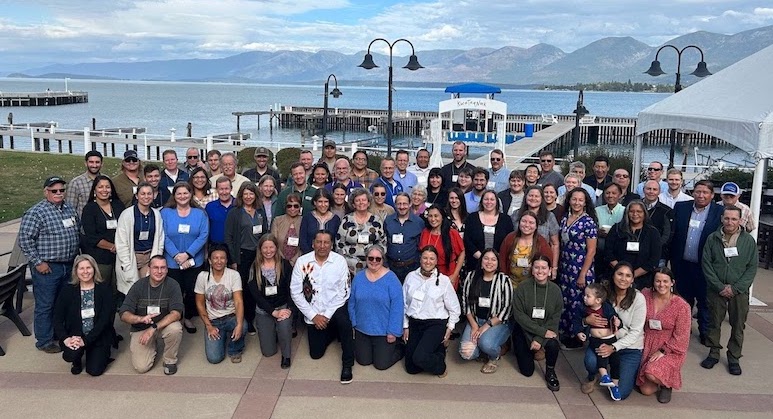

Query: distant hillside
[[11, 25, 773, 85]]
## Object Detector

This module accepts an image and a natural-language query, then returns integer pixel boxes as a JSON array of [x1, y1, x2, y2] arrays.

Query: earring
[[670, 286, 674, 293]]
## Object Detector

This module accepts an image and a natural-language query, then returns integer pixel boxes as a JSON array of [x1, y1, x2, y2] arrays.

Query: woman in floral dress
[[558, 187, 598, 349]]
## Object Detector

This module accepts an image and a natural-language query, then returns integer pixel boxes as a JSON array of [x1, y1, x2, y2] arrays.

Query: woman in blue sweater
[[161, 182, 210, 333], [348, 244, 405, 370]]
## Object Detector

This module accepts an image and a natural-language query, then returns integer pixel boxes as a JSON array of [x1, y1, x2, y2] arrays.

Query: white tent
[[636, 43, 773, 305]]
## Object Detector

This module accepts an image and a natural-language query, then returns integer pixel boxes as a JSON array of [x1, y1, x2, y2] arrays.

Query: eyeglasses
[[124, 158, 139, 163], [614, 174, 629, 178], [367, 256, 382, 262], [186, 155, 199, 160], [286, 203, 300, 208], [540, 159, 553, 163], [47, 188, 66, 194], [490, 158, 501, 162], [647, 167, 662, 172], [373, 192, 386, 196]]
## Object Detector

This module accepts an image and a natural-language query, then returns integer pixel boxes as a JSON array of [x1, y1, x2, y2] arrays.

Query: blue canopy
[[444, 83, 502, 94]]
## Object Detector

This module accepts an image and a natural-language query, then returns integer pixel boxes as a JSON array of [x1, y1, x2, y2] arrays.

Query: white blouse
[[403, 268, 461, 330]]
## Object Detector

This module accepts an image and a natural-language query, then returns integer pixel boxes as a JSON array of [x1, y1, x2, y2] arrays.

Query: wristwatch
[[151, 322, 158, 329], [486, 319, 493, 327]]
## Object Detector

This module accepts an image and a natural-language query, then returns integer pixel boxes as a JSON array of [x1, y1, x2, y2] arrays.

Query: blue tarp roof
[[444, 83, 502, 94]]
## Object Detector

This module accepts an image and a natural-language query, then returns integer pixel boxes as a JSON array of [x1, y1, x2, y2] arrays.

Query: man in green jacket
[[700, 205, 758, 376]]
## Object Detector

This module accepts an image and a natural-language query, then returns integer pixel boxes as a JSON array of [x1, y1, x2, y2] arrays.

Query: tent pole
[[632, 134, 643, 194], [749, 157, 768, 306]]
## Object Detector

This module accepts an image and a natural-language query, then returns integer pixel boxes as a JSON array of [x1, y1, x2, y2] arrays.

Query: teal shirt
[[595, 204, 624, 229]]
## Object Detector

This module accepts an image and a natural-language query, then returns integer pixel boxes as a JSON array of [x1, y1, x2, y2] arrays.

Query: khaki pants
[[706, 291, 749, 361], [130, 321, 183, 373], [135, 252, 152, 279]]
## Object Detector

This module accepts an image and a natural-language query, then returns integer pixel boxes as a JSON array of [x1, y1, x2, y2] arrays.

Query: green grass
[[0, 150, 122, 223]]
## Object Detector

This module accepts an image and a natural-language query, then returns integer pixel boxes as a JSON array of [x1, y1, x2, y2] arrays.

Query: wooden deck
[[0, 91, 88, 107]]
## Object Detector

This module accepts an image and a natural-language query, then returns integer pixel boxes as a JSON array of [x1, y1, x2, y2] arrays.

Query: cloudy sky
[[1, 0, 772, 71]]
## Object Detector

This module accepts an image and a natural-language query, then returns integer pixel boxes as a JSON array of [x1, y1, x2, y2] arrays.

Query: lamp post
[[358, 38, 423, 156], [572, 89, 589, 160], [322, 73, 342, 139], [644, 44, 711, 167]]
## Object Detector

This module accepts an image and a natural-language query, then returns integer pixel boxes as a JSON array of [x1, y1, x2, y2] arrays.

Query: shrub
[[560, 147, 634, 178], [238, 147, 275, 175], [276, 148, 301, 179]]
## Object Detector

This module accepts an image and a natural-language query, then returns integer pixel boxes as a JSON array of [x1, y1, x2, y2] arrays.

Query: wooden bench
[[541, 114, 558, 124], [0, 264, 32, 356]]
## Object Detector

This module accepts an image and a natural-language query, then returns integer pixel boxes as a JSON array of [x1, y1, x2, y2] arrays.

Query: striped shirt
[[18, 199, 80, 266], [461, 272, 513, 322]]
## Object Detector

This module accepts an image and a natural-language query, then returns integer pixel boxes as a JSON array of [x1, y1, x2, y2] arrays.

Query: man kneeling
[[119, 255, 184, 375]]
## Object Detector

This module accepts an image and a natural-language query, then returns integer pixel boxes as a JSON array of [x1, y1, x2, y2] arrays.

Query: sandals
[[481, 359, 499, 374]]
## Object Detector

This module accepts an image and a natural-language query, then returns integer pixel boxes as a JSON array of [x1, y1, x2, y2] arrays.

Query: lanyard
[[533, 280, 548, 309]]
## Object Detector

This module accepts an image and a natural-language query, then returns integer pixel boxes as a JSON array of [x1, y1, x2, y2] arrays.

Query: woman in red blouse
[[419, 206, 465, 289]]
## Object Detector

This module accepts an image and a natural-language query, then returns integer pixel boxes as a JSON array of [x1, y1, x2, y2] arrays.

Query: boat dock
[[0, 91, 88, 107]]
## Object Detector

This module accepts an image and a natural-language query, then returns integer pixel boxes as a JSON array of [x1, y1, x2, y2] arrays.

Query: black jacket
[[248, 259, 293, 313], [53, 282, 114, 347], [647, 201, 673, 254], [604, 222, 661, 289]]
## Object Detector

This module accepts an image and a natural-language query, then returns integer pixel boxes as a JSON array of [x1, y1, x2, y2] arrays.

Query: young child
[[573, 283, 622, 400]]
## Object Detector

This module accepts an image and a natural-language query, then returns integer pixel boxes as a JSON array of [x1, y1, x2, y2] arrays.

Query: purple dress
[[558, 213, 598, 338]]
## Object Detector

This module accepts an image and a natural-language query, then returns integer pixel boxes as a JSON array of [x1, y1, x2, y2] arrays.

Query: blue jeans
[[204, 314, 247, 364], [31, 262, 71, 348], [459, 317, 511, 360], [584, 347, 642, 400]]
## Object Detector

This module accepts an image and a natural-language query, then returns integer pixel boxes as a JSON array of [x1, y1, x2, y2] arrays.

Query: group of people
[[18, 142, 758, 404]]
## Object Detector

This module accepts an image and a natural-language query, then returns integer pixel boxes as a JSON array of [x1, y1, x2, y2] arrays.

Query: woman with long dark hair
[[188, 167, 218, 207], [458, 248, 513, 374], [604, 200, 661, 289], [309, 163, 332, 190], [419, 206, 465, 289], [499, 210, 553, 288], [330, 183, 351, 220], [299, 188, 341, 254], [445, 187, 468, 237], [512, 186, 560, 277], [426, 168, 448, 210], [464, 190, 514, 274]]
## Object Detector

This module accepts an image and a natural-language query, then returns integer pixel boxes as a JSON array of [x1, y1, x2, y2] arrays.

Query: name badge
[[517, 257, 530, 268], [178, 224, 190, 234], [648, 319, 662, 330], [167, 186, 174, 193], [532, 308, 546, 319], [418, 175, 427, 185], [147, 305, 161, 315], [413, 290, 425, 302], [63, 217, 76, 228], [265, 285, 278, 296], [139, 231, 150, 241], [106, 219, 118, 230], [287, 236, 299, 247], [358, 232, 370, 244], [595, 188, 603, 197], [724, 247, 739, 257], [626, 241, 640, 252], [483, 225, 495, 234], [80, 307, 95, 319], [305, 195, 313, 201], [487, 181, 496, 190], [426, 202, 433, 208], [689, 219, 701, 228], [132, 186, 138, 195], [452, 175, 459, 183], [508, 206, 517, 216], [478, 297, 491, 308], [561, 231, 570, 243], [252, 225, 263, 235], [392, 233, 404, 244]]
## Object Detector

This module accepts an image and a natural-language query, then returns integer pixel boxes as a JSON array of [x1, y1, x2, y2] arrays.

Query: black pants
[[404, 317, 447, 375], [167, 266, 201, 320], [237, 249, 258, 326], [512, 322, 559, 377], [60, 341, 111, 376], [354, 330, 404, 370], [589, 335, 620, 378], [388, 260, 419, 284], [306, 304, 354, 368]]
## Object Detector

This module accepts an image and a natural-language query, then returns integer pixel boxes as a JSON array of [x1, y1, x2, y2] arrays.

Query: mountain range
[[9, 25, 773, 86]]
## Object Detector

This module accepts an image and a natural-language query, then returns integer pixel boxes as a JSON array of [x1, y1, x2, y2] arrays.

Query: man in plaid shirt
[[19, 176, 80, 353], [66, 150, 103, 218]]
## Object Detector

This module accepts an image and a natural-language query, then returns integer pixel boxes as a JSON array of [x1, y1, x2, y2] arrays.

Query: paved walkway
[[1, 219, 773, 418]]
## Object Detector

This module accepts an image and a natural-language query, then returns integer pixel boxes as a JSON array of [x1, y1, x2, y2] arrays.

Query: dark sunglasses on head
[[367, 256, 382, 262], [124, 158, 139, 163], [47, 188, 66, 194], [286, 203, 300, 208]]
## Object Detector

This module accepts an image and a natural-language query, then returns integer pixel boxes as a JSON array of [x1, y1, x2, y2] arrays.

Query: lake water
[[0, 78, 751, 167]]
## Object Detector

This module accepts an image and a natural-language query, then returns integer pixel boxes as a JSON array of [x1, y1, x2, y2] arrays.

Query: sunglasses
[[367, 256, 382, 262], [614, 174, 629, 178], [373, 192, 386, 196], [490, 158, 501, 162], [286, 203, 300, 208], [124, 158, 139, 163], [186, 155, 199, 159], [647, 167, 662, 172], [47, 188, 66, 194], [540, 159, 553, 163]]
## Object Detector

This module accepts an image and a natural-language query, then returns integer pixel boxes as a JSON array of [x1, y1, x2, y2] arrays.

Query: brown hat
[[323, 139, 336, 148], [254, 147, 269, 157]]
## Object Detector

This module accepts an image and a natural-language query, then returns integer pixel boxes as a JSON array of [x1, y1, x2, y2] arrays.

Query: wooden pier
[[0, 91, 88, 107]]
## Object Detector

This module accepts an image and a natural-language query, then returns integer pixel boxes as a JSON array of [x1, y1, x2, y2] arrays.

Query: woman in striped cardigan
[[458, 248, 514, 374]]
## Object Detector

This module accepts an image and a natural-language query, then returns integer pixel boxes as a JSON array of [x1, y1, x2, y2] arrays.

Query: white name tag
[[532, 308, 546, 319], [80, 307, 95, 319], [63, 217, 76, 228], [595, 188, 603, 197], [426, 203, 433, 208], [626, 241, 640, 252], [252, 224, 263, 235], [487, 181, 496, 190], [265, 285, 278, 296], [478, 297, 491, 308], [689, 219, 701, 228], [413, 290, 425, 302], [358, 232, 370, 244], [305, 195, 313, 201], [452, 175, 458, 183], [147, 305, 161, 315], [138, 231, 150, 241], [167, 186, 174, 193], [392, 233, 404, 244], [724, 247, 739, 257], [178, 224, 190, 234], [517, 257, 530, 268], [287, 236, 299, 247], [132, 186, 138, 195], [508, 206, 517, 216], [483, 225, 495, 234], [106, 219, 118, 230], [648, 319, 662, 330]]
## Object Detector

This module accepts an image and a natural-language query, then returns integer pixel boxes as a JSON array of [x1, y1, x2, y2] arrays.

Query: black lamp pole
[[358, 38, 423, 156], [322, 74, 342, 139], [572, 89, 589, 160], [644, 44, 711, 167]]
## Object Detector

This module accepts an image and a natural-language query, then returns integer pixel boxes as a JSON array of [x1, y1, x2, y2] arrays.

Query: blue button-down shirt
[[465, 190, 483, 213], [396, 171, 418, 195], [488, 168, 511, 193], [384, 212, 424, 262], [18, 199, 80, 266], [684, 204, 710, 262], [205, 199, 234, 243]]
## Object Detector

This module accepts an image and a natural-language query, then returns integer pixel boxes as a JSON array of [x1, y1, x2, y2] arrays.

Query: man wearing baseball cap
[[718, 182, 755, 232], [319, 139, 338, 171], [18, 176, 80, 353], [243, 147, 281, 192], [113, 150, 144, 207]]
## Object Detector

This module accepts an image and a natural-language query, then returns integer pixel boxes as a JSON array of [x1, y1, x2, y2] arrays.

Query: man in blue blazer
[[669, 180, 723, 345]]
